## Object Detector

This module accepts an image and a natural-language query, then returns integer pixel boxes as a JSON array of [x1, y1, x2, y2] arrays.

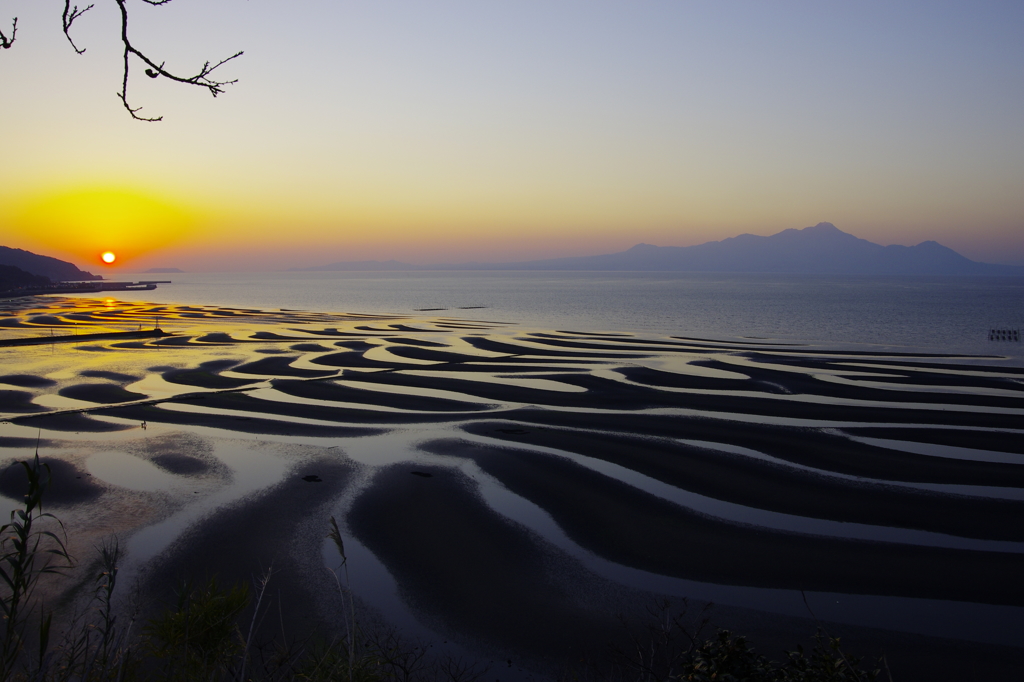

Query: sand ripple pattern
[[3, 298, 1024, 640]]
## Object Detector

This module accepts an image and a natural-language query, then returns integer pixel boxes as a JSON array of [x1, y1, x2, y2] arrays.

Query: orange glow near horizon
[[1, 5, 1023, 269], [2, 184, 1021, 271], [8, 187, 199, 266]]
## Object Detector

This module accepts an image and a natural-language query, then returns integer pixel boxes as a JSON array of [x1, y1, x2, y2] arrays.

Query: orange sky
[[1, 1, 1022, 272]]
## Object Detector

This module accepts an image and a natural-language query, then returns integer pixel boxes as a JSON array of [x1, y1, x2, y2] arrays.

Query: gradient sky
[[1, 0, 1022, 272]]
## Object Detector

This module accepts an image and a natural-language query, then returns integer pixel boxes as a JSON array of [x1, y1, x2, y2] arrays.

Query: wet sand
[[139, 454, 358, 641], [348, 463, 631, 665], [457, 421, 1024, 540], [1, 296, 1023, 680]]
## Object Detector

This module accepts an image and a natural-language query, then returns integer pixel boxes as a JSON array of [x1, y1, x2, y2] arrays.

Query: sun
[[10, 187, 199, 263], [101, 251, 117, 264]]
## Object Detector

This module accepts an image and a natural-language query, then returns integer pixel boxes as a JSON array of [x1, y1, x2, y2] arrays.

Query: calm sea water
[[95, 271, 1024, 358]]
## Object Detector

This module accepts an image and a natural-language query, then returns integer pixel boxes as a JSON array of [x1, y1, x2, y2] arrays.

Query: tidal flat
[[1, 296, 1023, 679]]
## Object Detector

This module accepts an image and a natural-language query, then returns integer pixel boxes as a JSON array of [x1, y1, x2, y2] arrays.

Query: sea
[[92, 271, 1024, 359]]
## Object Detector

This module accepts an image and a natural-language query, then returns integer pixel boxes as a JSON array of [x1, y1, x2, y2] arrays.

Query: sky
[[1, 0, 1022, 273]]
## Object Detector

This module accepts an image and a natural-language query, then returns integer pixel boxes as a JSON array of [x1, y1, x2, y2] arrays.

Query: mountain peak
[[297, 222, 1023, 276], [807, 222, 840, 232]]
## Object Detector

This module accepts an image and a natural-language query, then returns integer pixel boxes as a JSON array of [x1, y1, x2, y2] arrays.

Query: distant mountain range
[[0, 246, 100, 282], [295, 223, 1024, 276], [4, 223, 1022, 281]]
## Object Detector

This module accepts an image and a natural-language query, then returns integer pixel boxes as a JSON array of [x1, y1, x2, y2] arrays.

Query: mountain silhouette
[[0, 264, 51, 293], [0, 246, 100, 281], [301, 223, 1024, 275]]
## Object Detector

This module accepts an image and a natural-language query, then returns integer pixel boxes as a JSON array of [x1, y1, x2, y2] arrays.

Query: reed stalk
[[0, 451, 73, 680]]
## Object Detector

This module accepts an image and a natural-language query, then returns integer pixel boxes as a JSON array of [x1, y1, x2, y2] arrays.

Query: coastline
[[42, 270, 1024, 359], [1, 295, 1023, 679]]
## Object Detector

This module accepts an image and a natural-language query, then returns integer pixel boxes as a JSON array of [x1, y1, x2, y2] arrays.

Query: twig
[[62, 1, 94, 54], [114, 0, 242, 121], [25, 0, 246, 120], [327, 516, 357, 682], [0, 17, 15, 49], [240, 567, 273, 682], [882, 653, 895, 682]]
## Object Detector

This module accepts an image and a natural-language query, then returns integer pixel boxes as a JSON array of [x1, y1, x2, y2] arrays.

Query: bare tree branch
[[5, 1, 242, 121], [114, 0, 243, 122], [0, 17, 16, 50], [62, 1, 95, 54]]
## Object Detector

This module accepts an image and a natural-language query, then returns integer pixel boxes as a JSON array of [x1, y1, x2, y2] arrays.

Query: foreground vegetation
[[2, 456, 887, 681]]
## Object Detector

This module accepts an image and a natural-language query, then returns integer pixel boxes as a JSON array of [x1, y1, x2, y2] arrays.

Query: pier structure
[[988, 328, 1021, 342], [2, 280, 172, 297]]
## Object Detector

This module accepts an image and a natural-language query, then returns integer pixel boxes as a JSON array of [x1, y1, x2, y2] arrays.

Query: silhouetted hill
[[299, 223, 1024, 276], [0, 246, 100, 281], [493, 223, 1024, 275], [0, 264, 50, 293]]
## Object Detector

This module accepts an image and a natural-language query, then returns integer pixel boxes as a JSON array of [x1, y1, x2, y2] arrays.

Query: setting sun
[[7, 187, 198, 266]]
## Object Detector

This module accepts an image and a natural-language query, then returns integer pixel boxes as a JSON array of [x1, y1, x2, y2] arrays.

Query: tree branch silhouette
[[62, 1, 95, 54], [114, 0, 243, 121], [0, 17, 15, 50], [3, 1, 242, 121]]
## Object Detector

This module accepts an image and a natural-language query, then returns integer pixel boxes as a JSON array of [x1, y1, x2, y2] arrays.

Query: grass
[[0, 453, 73, 679], [1, 456, 889, 681]]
